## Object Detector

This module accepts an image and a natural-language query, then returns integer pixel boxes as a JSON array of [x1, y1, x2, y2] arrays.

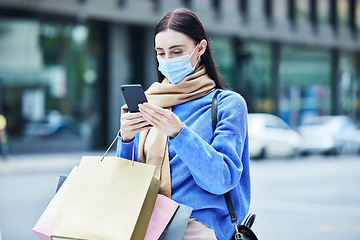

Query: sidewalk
[[0, 150, 116, 175], [0, 135, 120, 175]]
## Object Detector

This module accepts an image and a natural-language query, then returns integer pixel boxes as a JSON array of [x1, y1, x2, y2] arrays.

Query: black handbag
[[212, 90, 258, 240]]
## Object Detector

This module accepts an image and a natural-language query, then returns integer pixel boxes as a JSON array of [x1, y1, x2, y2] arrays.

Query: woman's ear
[[198, 39, 207, 56]]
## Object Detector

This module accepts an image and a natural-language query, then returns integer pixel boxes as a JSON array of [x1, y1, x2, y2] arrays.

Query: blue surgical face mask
[[157, 45, 200, 84]]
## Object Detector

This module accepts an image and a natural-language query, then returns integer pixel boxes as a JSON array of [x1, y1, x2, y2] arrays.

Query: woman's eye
[[157, 52, 165, 56], [173, 51, 182, 55]]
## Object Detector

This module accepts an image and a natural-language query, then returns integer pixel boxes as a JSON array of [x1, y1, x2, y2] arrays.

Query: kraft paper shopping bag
[[144, 194, 179, 240], [33, 166, 78, 240], [51, 156, 160, 240]]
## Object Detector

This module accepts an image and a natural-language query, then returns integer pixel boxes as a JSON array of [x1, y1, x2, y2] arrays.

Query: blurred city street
[[250, 154, 360, 240], [0, 152, 359, 240], [0, 1, 360, 239]]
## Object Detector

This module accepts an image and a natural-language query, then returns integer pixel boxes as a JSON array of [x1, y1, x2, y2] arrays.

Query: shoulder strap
[[211, 90, 238, 225], [211, 90, 221, 132]]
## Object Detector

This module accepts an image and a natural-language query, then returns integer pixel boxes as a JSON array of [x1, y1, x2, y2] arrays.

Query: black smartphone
[[120, 84, 148, 112]]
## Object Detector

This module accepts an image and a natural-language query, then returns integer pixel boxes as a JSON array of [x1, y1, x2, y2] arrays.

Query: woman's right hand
[[120, 106, 152, 142]]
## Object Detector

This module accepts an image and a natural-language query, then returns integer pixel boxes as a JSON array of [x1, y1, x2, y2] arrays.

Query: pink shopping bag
[[144, 194, 179, 240], [32, 166, 78, 240]]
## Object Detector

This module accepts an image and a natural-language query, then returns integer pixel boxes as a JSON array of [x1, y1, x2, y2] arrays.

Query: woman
[[117, 8, 251, 240]]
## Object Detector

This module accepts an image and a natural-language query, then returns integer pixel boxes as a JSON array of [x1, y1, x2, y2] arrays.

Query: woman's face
[[155, 29, 206, 68]]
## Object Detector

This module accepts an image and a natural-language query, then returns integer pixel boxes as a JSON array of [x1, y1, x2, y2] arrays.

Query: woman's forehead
[[155, 30, 193, 49]]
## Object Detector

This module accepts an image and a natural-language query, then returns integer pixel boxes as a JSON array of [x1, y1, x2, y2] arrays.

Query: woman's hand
[[120, 105, 152, 142], [138, 102, 184, 138]]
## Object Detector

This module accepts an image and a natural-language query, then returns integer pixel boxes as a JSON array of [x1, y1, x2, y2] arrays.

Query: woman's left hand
[[138, 102, 184, 138]]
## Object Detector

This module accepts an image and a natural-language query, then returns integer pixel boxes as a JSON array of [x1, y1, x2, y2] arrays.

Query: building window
[[280, 46, 331, 126], [348, 0, 357, 34], [309, 0, 318, 29], [357, 0, 360, 30], [212, 0, 221, 19], [239, 0, 249, 22], [264, 0, 274, 24], [288, 0, 296, 25], [211, 36, 235, 87], [318, 0, 330, 24], [0, 17, 98, 152], [182, 0, 191, 8], [339, 53, 358, 118], [329, 0, 338, 31], [232, 42, 273, 114], [297, 0, 309, 23]]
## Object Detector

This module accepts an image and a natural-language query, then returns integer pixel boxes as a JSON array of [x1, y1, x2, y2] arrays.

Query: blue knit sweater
[[116, 89, 251, 240]]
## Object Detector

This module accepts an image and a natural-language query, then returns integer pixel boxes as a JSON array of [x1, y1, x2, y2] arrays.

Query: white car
[[297, 115, 360, 155], [248, 113, 301, 159]]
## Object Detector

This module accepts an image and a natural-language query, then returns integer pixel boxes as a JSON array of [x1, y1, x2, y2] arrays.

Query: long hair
[[154, 8, 225, 89]]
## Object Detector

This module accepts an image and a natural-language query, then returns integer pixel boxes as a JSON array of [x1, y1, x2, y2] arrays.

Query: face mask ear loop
[[190, 44, 201, 69], [192, 56, 201, 70], [190, 44, 199, 59]]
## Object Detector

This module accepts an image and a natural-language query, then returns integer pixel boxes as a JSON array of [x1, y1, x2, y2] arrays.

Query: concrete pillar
[[88, 21, 110, 150], [330, 48, 341, 115], [107, 23, 130, 143], [353, 51, 360, 122], [271, 42, 281, 116], [143, 27, 158, 88]]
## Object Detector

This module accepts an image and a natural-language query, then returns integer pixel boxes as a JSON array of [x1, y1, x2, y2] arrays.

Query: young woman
[[117, 8, 251, 240]]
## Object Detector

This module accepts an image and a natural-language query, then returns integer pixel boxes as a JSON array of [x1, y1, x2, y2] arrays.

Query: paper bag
[[55, 175, 67, 193], [51, 156, 160, 240], [159, 203, 193, 240], [144, 195, 179, 240], [33, 166, 78, 240]]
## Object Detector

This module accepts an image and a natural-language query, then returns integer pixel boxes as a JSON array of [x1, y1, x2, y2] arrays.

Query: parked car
[[297, 115, 360, 155], [248, 113, 301, 159], [25, 110, 69, 137]]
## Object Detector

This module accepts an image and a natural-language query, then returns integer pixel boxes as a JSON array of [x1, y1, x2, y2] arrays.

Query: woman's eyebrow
[[155, 44, 185, 51]]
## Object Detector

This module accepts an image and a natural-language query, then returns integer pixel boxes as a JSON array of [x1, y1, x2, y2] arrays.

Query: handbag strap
[[212, 90, 258, 240], [211, 90, 239, 226]]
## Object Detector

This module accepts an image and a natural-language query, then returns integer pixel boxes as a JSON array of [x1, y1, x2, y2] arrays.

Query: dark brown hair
[[154, 8, 224, 89]]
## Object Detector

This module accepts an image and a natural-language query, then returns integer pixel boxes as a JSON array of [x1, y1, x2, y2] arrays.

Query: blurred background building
[[0, 0, 359, 153]]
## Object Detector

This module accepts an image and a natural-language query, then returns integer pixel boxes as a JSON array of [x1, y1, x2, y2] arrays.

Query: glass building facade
[[0, 0, 359, 153], [0, 16, 109, 152]]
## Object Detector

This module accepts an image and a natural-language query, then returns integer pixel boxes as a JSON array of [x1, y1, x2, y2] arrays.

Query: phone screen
[[120, 84, 148, 112]]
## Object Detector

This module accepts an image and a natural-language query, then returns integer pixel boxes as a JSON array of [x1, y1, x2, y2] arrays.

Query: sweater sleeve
[[116, 132, 139, 162], [168, 91, 248, 195]]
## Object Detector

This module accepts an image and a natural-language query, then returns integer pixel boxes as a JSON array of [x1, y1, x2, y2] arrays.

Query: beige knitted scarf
[[138, 65, 216, 197]]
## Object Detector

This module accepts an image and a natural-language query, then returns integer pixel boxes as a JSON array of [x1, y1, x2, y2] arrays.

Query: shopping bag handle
[[100, 135, 135, 165]]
